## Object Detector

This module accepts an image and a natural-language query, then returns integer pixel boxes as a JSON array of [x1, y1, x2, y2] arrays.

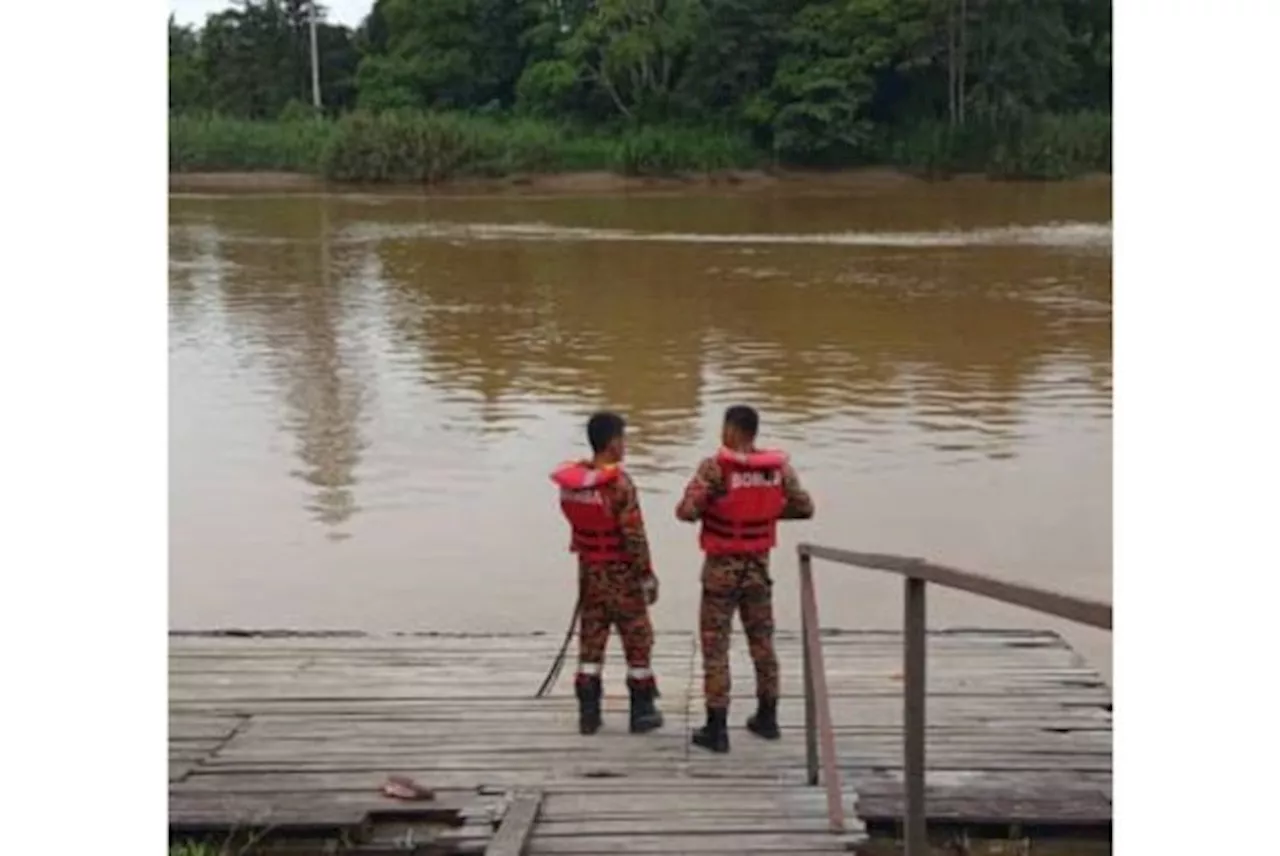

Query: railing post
[[798, 548, 846, 833], [788, 543, 1112, 850], [799, 548, 818, 786], [903, 577, 928, 856]]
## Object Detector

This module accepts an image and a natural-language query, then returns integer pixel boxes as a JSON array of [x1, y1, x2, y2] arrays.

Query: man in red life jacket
[[676, 405, 815, 753], [551, 411, 663, 735]]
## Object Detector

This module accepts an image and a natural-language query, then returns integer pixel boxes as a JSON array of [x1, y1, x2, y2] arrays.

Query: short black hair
[[587, 411, 626, 453], [724, 405, 759, 438]]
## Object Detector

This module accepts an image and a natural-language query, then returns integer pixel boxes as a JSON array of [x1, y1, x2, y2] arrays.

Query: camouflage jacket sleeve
[[611, 473, 655, 578], [779, 462, 815, 520], [675, 457, 725, 522]]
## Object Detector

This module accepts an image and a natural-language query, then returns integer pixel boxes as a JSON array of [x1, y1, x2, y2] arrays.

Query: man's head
[[722, 405, 759, 450], [587, 411, 627, 463]]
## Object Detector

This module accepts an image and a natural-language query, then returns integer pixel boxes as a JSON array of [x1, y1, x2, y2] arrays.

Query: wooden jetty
[[169, 627, 1112, 854]]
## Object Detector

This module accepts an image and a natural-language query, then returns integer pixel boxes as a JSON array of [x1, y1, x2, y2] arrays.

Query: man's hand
[[641, 575, 659, 606], [779, 463, 815, 520]]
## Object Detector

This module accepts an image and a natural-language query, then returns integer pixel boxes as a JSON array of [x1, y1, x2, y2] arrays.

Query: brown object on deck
[[382, 774, 436, 801]]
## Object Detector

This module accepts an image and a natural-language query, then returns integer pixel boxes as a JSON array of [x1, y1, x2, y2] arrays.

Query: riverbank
[[169, 112, 1112, 186], [170, 166, 1112, 197]]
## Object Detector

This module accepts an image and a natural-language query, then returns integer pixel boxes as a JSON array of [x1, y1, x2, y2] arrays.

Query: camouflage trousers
[[699, 554, 779, 709], [576, 561, 656, 687]]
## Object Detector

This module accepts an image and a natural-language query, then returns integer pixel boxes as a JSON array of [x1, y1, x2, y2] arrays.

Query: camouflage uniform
[[576, 469, 658, 683], [676, 456, 814, 710], [577, 561, 656, 682]]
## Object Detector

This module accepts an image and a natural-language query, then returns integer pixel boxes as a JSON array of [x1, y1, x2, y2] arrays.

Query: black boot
[[691, 707, 730, 753], [746, 697, 781, 740], [575, 675, 602, 735], [627, 679, 664, 733]]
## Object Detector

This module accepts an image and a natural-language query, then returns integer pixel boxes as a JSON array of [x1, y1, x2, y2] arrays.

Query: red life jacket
[[699, 448, 789, 556], [551, 461, 627, 564]]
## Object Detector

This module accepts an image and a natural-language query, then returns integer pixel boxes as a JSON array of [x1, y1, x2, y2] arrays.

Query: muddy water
[[169, 180, 1112, 675]]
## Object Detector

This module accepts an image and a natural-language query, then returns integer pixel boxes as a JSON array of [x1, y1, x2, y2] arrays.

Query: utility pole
[[308, 0, 323, 110]]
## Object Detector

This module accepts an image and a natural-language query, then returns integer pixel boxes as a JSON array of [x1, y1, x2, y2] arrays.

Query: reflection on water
[[168, 182, 1111, 672]]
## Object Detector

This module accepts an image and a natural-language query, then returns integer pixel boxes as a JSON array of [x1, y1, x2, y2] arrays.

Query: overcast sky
[[170, 0, 374, 28]]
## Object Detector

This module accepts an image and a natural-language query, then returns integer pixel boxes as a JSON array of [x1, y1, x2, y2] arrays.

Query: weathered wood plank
[[485, 791, 543, 856], [172, 772, 860, 795], [527, 834, 853, 853], [168, 627, 1111, 847], [218, 728, 1109, 751], [169, 792, 370, 834], [530, 817, 851, 836], [171, 701, 1110, 721]]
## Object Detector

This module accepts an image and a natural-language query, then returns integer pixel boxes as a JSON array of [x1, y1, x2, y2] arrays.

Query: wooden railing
[[796, 543, 1113, 853]]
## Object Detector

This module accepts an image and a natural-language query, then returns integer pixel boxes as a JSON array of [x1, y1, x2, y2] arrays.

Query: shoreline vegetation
[[170, 0, 1111, 188], [170, 111, 1111, 188]]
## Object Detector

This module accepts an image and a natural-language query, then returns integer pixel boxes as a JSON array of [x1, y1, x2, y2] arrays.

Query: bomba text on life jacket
[[729, 470, 782, 490]]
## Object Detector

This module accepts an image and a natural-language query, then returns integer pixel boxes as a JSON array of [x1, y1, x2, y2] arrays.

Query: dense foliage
[[169, 0, 1110, 179]]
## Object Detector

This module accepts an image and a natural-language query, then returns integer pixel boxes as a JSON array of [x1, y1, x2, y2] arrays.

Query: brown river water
[[168, 179, 1112, 676]]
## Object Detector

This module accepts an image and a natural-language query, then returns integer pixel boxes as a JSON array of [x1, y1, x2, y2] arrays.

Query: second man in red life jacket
[[551, 411, 663, 736], [675, 405, 815, 753]]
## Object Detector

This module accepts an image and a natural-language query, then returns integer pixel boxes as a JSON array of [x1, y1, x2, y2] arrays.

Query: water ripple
[[337, 219, 1112, 251]]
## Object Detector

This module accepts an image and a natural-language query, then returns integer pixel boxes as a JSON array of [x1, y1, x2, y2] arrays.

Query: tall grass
[[169, 110, 1110, 182], [169, 115, 335, 172], [322, 111, 564, 181], [169, 112, 761, 181], [878, 111, 1111, 180], [319, 111, 762, 181]]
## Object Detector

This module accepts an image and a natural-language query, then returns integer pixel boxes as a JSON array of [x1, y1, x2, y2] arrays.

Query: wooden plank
[[529, 817, 849, 836], [169, 747, 218, 763], [167, 627, 1111, 842], [797, 546, 1112, 629], [205, 737, 1109, 757], [184, 748, 1112, 767], [169, 790, 371, 834], [167, 689, 1110, 706], [527, 834, 852, 853], [485, 790, 543, 856], [173, 696, 1110, 715], [168, 716, 245, 740], [173, 772, 859, 795]]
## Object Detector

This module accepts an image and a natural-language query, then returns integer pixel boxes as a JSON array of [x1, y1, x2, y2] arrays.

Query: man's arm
[[613, 474, 655, 577], [675, 458, 724, 522], [779, 463, 815, 520]]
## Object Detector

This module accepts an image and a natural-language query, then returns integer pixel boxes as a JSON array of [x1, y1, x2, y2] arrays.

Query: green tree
[[1062, 0, 1112, 112], [960, 0, 1075, 125], [355, 0, 532, 111], [513, 0, 593, 116], [170, 0, 1113, 177], [315, 20, 361, 111], [199, 1, 293, 117], [561, 0, 706, 120], [169, 16, 206, 113], [754, 0, 902, 161], [678, 0, 799, 122], [182, 1, 356, 118]]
